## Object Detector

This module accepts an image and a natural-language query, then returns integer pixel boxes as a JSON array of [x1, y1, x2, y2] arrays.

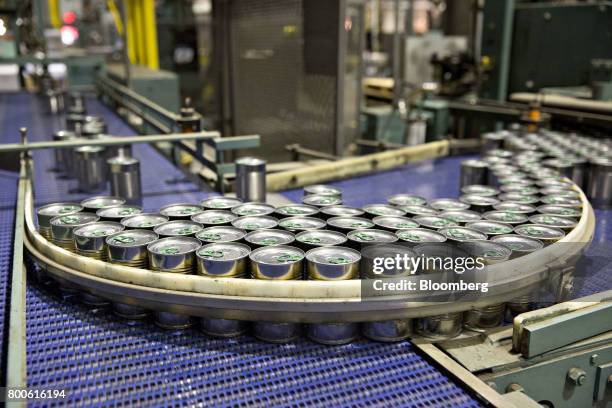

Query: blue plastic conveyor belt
[[0, 92, 486, 407]]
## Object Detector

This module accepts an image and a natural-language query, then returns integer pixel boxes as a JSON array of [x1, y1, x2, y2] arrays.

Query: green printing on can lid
[[352, 232, 375, 241], [199, 249, 224, 258], [260, 238, 278, 246], [301, 237, 321, 244], [112, 234, 136, 244], [275, 253, 302, 263], [199, 232, 221, 241], [327, 256, 350, 264], [60, 215, 80, 224], [161, 247, 180, 255]]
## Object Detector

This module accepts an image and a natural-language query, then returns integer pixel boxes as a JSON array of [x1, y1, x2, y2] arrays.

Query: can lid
[[540, 195, 582, 207], [96, 205, 143, 219], [107, 155, 139, 171], [231, 215, 278, 231], [38, 202, 83, 224], [295, 230, 347, 246], [413, 215, 458, 229], [459, 194, 500, 206], [438, 226, 487, 242], [429, 198, 470, 211], [121, 213, 169, 229], [439, 210, 481, 223], [493, 202, 536, 214], [198, 242, 251, 261], [50, 213, 99, 227], [458, 241, 512, 262], [74, 221, 124, 238], [498, 193, 539, 204], [275, 204, 319, 217], [396, 228, 446, 243], [81, 196, 126, 209], [302, 194, 342, 207], [460, 185, 499, 197], [231, 202, 276, 216], [347, 229, 398, 243], [148, 236, 201, 255], [373, 215, 419, 230], [191, 210, 237, 225], [490, 234, 544, 253], [249, 245, 305, 264], [306, 246, 360, 265], [303, 184, 342, 196], [196, 226, 246, 243], [514, 224, 565, 240], [387, 194, 428, 206], [278, 216, 326, 231], [245, 229, 295, 246], [400, 205, 438, 216], [320, 205, 364, 217], [536, 204, 582, 218], [200, 196, 243, 210], [483, 210, 528, 224], [154, 220, 203, 236], [106, 229, 158, 247], [327, 216, 374, 230], [529, 214, 577, 229], [539, 188, 580, 198], [363, 204, 407, 217], [465, 221, 514, 235], [235, 157, 266, 169], [159, 203, 204, 218]]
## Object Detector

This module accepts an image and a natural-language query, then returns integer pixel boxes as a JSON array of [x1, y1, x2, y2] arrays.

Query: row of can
[[480, 128, 612, 208]]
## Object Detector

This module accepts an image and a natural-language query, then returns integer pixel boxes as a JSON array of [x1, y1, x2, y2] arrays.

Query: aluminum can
[[231, 202, 275, 217], [536, 204, 582, 219], [53, 130, 76, 175], [372, 215, 419, 231], [107, 155, 142, 205], [481, 132, 506, 154], [483, 210, 528, 225], [303, 184, 342, 197], [490, 234, 544, 258], [159, 203, 204, 220], [400, 205, 438, 217], [439, 210, 481, 225], [196, 226, 247, 244], [235, 157, 266, 202], [80, 196, 126, 212], [74, 221, 124, 260], [492, 202, 536, 214], [200, 196, 243, 210], [346, 229, 398, 250], [306, 246, 360, 345], [540, 194, 582, 207], [429, 198, 470, 212], [302, 194, 342, 207], [274, 204, 319, 218], [231, 215, 279, 231], [191, 210, 237, 226], [326, 216, 374, 233], [412, 215, 458, 230], [278, 216, 326, 232], [362, 204, 407, 218], [460, 159, 489, 187], [465, 221, 514, 237], [387, 194, 427, 207], [498, 192, 539, 205], [528, 214, 578, 232], [75, 146, 107, 193], [395, 228, 447, 246], [37, 202, 83, 239], [586, 157, 612, 208], [51, 213, 100, 250], [96, 205, 142, 222], [460, 185, 499, 197], [106, 229, 158, 267], [121, 213, 169, 230], [438, 226, 487, 243], [514, 224, 565, 246], [459, 194, 500, 213], [245, 229, 295, 248], [294, 230, 348, 251], [153, 220, 203, 238], [319, 205, 365, 219]]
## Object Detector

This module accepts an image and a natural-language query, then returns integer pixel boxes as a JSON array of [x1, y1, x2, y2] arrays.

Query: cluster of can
[[481, 128, 612, 208], [53, 95, 142, 205], [36, 152, 583, 343]]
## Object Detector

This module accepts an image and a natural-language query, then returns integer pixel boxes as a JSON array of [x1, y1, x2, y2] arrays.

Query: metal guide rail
[[22, 163, 595, 324], [96, 75, 260, 192]]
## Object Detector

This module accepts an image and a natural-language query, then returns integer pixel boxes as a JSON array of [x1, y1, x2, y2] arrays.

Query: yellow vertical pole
[[125, 0, 137, 64], [49, 0, 62, 29], [133, 0, 146, 65], [142, 0, 159, 69]]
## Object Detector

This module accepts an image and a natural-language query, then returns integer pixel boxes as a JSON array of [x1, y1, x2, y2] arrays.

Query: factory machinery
[[0, 76, 609, 407]]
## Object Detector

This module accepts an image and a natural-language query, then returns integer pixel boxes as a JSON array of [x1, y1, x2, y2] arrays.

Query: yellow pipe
[[49, 0, 61, 29], [125, 0, 137, 64], [142, 0, 159, 69], [107, 0, 124, 35], [133, 0, 146, 65]]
